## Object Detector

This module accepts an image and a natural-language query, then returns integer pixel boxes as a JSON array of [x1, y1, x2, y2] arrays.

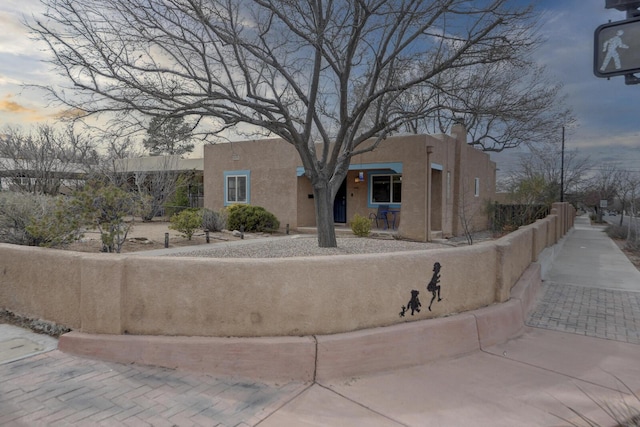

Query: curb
[[58, 263, 542, 382]]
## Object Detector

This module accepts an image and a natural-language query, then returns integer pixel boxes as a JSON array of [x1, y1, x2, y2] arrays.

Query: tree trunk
[[313, 184, 338, 248]]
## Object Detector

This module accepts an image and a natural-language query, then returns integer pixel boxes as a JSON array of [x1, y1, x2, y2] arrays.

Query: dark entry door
[[333, 179, 347, 223]]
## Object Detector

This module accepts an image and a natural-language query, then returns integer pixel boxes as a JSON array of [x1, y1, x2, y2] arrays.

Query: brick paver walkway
[[0, 350, 308, 426], [527, 281, 640, 344]]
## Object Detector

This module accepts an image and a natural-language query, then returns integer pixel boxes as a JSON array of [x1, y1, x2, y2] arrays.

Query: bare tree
[[457, 178, 484, 245], [584, 164, 623, 222], [91, 135, 146, 188], [96, 133, 184, 221], [31, 0, 546, 247], [129, 156, 181, 220], [616, 171, 640, 229], [401, 62, 573, 151], [507, 140, 592, 206], [625, 174, 640, 246], [0, 124, 98, 195]]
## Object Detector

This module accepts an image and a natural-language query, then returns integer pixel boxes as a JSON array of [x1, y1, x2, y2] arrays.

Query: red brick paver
[[0, 350, 309, 426]]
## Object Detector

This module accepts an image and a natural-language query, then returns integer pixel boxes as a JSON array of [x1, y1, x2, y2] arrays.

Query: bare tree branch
[[29, 0, 550, 246]]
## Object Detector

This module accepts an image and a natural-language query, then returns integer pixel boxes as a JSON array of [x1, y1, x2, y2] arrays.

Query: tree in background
[[32, 0, 553, 247], [613, 171, 640, 228], [98, 136, 145, 187], [0, 124, 98, 195], [143, 116, 194, 157], [129, 156, 181, 221], [507, 141, 592, 207], [621, 173, 640, 246], [400, 62, 572, 152], [583, 164, 622, 223]]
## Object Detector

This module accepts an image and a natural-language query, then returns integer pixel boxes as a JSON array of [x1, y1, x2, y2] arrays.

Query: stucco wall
[[0, 204, 574, 338], [0, 245, 82, 329], [203, 139, 301, 228]]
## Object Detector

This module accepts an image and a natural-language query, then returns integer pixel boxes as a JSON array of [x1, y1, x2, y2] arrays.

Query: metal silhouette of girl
[[426, 262, 442, 311]]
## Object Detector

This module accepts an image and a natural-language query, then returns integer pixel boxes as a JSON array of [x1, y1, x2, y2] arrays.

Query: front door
[[333, 179, 347, 223]]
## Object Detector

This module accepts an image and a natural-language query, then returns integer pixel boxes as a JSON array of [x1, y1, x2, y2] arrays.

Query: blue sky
[[0, 0, 638, 175]]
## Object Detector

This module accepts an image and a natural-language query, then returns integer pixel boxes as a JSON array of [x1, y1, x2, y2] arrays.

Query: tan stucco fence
[[1, 203, 574, 381]]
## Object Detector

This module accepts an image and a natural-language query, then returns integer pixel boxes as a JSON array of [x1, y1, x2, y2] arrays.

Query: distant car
[[610, 211, 617, 216]]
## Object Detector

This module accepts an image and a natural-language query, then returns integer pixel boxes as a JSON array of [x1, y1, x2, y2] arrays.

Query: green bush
[[226, 204, 280, 233], [72, 181, 148, 253], [26, 196, 83, 247], [0, 192, 81, 247], [201, 208, 226, 232], [169, 208, 203, 240], [0, 192, 42, 245], [164, 176, 190, 217], [350, 213, 372, 237]]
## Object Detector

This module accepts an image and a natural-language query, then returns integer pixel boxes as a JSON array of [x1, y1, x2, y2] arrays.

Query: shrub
[[169, 208, 202, 240], [201, 208, 226, 232], [0, 192, 81, 247], [350, 214, 372, 237], [0, 192, 42, 245], [226, 204, 280, 233], [164, 175, 190, 217], [72, 181, 148, 253], [605, 224, 627, 240], [25, 196, 83, 247]]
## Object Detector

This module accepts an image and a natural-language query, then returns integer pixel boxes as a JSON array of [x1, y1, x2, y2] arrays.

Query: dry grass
[[553, 374, 640, 427]]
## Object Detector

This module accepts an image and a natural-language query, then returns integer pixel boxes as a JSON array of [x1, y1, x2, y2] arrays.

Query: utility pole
[[560, 127, 565, 202]]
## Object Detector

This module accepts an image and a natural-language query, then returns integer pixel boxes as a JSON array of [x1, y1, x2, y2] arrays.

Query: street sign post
[[594, 17, 640, 78]]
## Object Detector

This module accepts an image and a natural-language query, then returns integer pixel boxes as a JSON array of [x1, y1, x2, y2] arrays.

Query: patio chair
[[369, 205, 390, 229]]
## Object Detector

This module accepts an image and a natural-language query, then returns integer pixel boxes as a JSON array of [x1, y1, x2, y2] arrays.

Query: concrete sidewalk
[[1, 215, 639, 426]]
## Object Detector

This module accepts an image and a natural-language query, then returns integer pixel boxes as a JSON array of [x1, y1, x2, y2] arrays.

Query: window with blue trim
[[224, 170, 250, 205], [370, 174, 402, 204]]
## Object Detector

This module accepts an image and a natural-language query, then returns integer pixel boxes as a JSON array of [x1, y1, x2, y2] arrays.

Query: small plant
[[554, 374, 640, 427], [201, 208, 227, 232], [350, 214, 372, 237], [226, 204, 280, 232], [72, 181, 148, 253], [606, 224, 628, 240], [169, 208, 202, 240]]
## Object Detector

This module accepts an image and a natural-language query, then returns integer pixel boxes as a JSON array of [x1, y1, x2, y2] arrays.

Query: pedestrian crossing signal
[[594, 17, 640, 77]]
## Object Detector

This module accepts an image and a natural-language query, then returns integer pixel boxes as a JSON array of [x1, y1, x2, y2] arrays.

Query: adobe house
[[203, 123, 496, 241]]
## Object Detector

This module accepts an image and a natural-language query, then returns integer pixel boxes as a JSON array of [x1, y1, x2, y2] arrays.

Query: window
[[224, 170, 250, 205], [474, 177, 480, 197], [371, 174, 402, 204]]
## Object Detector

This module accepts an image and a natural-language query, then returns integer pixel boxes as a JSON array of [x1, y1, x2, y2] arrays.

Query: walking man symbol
[[601, 30, 628, 72]]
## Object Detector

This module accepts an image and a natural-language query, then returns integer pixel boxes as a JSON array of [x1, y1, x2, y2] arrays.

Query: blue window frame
[[224, 170, 250, 205], [368, 172, 402, 208]]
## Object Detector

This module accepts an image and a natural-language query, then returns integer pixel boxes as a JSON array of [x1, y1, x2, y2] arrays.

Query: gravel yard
[[62, 220, 494, 257], [165, 235, 448, 258]]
